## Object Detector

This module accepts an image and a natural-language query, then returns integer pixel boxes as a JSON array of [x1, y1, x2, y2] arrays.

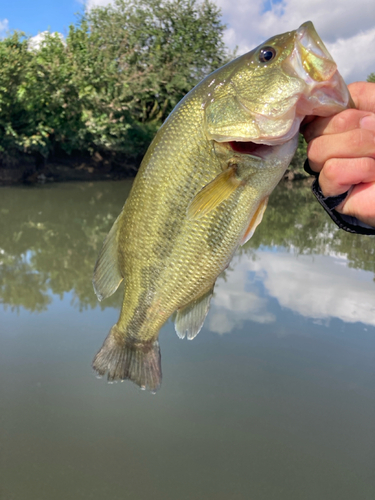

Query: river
[[1, 180, 374, 500]]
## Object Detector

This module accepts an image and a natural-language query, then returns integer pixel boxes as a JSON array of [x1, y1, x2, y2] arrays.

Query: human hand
[[302, 82, 375, 227]]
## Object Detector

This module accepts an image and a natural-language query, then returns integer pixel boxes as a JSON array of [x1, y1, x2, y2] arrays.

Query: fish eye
[[259, 46, 276, 63]]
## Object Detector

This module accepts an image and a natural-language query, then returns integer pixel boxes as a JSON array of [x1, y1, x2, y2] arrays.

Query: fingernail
[[360, 114, 375, 131]]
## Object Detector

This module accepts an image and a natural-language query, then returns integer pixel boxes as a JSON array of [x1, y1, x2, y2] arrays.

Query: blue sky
[[1, 0, 84, 37]]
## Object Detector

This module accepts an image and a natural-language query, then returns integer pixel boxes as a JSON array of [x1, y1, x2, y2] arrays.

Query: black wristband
[[305, 159, 375, 235], [303, 158, 319, 177]]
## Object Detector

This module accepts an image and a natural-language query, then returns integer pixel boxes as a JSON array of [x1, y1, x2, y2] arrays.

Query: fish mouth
[[228, 140, 274, 159], [283, 21, 351, 115]]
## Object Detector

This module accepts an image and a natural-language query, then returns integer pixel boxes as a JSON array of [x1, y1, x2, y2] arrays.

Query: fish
[[92, 21, 352, 391]]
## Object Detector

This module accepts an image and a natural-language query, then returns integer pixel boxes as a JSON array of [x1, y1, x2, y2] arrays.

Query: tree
[[0, 0, 229, 166], [69, 0, 229, 158], [84, 0, 227, 121]]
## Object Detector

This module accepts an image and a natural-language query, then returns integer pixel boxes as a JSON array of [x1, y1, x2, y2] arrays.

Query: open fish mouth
[[219, 135, 299, 163], [228, 140, 274, 159], [213, 138, 281, 163]]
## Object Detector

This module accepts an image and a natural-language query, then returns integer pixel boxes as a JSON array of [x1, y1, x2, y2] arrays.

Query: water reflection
[[0, 182, 131, 312], [2, 179, 375, 388], [1, 180, 374, 321], [1, 180, 375, 499], [209, 251, 375, 336]]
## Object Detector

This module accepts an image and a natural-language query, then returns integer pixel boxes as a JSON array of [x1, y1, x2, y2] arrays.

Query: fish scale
[[92, 21, 352, 390]]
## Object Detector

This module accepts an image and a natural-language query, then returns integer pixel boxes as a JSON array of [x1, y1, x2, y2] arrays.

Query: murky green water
[[1, 180, 374, 500]]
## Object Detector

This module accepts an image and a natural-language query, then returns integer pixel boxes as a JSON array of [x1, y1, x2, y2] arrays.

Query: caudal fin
[[93, 326, 162, 392]]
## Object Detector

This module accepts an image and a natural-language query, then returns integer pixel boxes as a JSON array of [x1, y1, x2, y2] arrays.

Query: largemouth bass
[[93, 22, 352, 391]]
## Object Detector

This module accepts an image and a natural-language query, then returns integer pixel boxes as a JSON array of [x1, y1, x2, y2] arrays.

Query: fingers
[[302, 109, 375, 143], [307, 127, 375, 174], [302, 82, 375, 144], [318, 156, 375, 197], [337, 181, 375, 227], [348, 82, 375, 112], [301, 81, 375, 227]]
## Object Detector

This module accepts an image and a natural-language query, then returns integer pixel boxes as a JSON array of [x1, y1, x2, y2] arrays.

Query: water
[[1, 180, 374, 500]]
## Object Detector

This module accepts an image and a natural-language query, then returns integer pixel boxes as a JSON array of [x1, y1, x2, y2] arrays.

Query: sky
[[1, 0, 375, 83]]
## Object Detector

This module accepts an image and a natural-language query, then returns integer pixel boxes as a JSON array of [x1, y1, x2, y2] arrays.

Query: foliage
[[367, 73, 375, 83], [289, 133, 308, 173], [0, 0, 228, 165]]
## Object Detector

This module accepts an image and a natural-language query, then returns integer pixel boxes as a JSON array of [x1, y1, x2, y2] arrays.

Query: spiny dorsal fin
[[240, 196, 269, 245], [175, 287, 214, 340], [93, 214, 123, 301], [187, 166, 241, 220]]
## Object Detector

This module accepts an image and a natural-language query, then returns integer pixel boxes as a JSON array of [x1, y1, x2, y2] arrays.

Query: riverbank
[[0, 154, 139, 185], [0, 154, 309, 186]]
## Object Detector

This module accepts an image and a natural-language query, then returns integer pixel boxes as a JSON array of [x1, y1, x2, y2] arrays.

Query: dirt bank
[[0, 153, 139, 185], [0, 153, 309, 185]]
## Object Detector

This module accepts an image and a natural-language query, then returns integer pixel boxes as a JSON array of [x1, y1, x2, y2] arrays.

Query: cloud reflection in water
[[210, 249, 375, 334]]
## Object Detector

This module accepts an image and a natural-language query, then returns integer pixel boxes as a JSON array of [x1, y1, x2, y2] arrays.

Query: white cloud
[[0, 18, 9, 39], [217, 0, 375, 83], [326, 28, 375, 83], [83, 0, 113, 9], [82, 0, 375, 82], [28, 32, 65, 51]]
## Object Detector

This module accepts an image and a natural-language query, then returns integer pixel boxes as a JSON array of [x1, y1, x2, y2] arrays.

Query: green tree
[[367, 73, 375, 83], [0, 0, 229, 166], [0, 33, 34, 157], [70, 0, 229, 157]]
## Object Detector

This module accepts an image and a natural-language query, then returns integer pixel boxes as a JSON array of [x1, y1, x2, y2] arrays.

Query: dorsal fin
[[174, 287, 214, 340], [93, 215, 123, 301]]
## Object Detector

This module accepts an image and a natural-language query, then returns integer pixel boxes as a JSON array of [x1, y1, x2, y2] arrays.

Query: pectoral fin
[[240, 196, 269, 245], [175, 287, 214, 340], [187, 166, 241, 220], [93, 215, 123, 301]]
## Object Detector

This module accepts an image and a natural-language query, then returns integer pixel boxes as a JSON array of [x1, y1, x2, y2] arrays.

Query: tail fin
[[93, 325, 162, 392]]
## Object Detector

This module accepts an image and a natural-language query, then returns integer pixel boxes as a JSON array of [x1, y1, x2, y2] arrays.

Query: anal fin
[[241, 196, 269, 245], [175, 287, 214, 340], [93, 214, 123, 301]]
